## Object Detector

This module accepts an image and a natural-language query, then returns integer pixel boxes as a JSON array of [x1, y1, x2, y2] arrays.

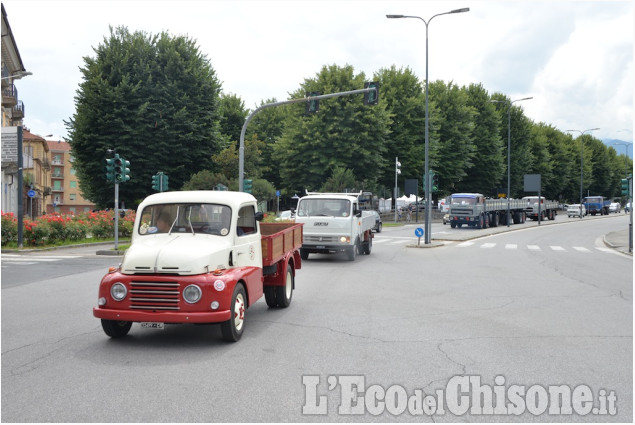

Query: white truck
[[295, 191, 375, 261], [522, 196, 559, 221], [93, 191, 303, 342]]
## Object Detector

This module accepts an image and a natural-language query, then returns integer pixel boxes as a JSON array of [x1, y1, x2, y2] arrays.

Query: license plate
[[316, 245, 326, 249], [140, 322, 164, 329]]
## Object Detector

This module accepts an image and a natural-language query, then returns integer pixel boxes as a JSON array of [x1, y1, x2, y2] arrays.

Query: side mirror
[[354, 209, 362, 217], [255, 211, 264, 221]]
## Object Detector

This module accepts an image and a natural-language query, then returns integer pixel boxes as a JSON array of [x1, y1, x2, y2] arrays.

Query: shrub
[[1, 212, 18, 246]]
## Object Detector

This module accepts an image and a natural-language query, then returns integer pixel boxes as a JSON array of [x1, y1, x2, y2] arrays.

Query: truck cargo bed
[[260, 222, 303, 266]]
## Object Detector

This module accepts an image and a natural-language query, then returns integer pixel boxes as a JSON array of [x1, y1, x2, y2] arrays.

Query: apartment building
[[46, 139, 95, 214]]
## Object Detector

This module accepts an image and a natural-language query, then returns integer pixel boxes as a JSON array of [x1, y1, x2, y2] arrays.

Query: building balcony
[[51, 160, 64, 166], [51, 173, 64, 179], [12, 100, 24, 120], [51, 187, 65, 193], [41, 156, 51, 171], [2, 84, 17, 107]]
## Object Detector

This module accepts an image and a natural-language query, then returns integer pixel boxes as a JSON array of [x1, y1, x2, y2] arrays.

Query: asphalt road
[[1, 214, 632, 422]]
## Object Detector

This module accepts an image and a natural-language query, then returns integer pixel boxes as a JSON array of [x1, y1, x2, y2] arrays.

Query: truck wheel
[[347, 242, 357, 261], [101, 319, 132, 338], [264, 286, 277, 308], [300, 249, 309, 260], [363, 237, 372, 255], [275, 264, 294, 308], [477, 215, 484, 229], [450, 222, 456, 229], [221, 283, 246, 342]]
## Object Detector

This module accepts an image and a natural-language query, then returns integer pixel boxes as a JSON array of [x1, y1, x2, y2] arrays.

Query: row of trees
[[67, 27, 632, 210]]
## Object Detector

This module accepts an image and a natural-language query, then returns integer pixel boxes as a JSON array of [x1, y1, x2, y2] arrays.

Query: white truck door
[[234, 204, 262, 268]]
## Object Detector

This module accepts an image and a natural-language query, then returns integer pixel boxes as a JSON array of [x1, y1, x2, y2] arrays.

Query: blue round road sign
[[414, 227, 424, 237], [27, 190, 36, 198]]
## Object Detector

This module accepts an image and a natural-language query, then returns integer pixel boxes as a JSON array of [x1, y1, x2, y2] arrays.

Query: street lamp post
[[387, 7, 469, 244], [567, 128, 599, 219], [490, 97, 533, 226]]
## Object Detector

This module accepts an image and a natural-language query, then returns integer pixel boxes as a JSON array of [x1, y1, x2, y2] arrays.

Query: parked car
[[274, 210, 295, 221], [567, 204, 586, 218], [609, 202, 621, 213], [368, 210, 382, 233]]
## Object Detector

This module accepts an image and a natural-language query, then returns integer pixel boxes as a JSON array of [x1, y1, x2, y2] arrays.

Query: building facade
[[46, 139, 95, 214], [1, 3, 29, 215]]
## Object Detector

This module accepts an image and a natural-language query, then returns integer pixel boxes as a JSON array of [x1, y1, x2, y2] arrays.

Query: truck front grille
[[304, 235, 337, 243], [130, 281, 180, 310], [450, 208, 473, 216]]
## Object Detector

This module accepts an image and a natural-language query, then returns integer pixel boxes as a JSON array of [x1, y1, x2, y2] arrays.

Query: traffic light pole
[[237, 86, 378, 192], [114, 182, 119, 250]]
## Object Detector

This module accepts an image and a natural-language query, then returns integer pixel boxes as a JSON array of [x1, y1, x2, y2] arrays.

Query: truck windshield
[[138, 203, 232, 236], [451, 197, 476, 205], [296, 199, 351, 217]]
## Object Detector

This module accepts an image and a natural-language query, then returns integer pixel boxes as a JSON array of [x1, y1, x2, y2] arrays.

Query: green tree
[[490, 93, 534, 197], [182, 170, 230, 191], [428, 80, 476, 193], [273, 64, 391, 195], [461, 83, 504, 194], [246, 98, 288, 187], [374, 66, 427, 195], [320, 166, 357, 192], [218, 93, 247, 147], [66, 26, 222, 208]]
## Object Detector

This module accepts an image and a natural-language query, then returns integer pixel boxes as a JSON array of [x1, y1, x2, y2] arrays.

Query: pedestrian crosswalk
[[1, 254, 81, 266], [454, 241, 613, 254], [372, 236, 617, 254]]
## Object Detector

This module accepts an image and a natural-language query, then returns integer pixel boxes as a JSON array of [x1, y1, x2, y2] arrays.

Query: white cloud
[[2, 0, 632, 142]]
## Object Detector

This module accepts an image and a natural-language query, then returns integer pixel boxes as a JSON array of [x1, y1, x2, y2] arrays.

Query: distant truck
[[448, 193, 528, 228], [295, 191, 375, 261], [522, 196, 559, 221], [583, 196, 611, 216], [93, 191, 303, 342]]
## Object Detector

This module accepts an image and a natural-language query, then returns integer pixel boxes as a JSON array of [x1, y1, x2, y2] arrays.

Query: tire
[[450, 222, 456, 229], [264, 286, 277, 308], [274, 264, 294, 308], [346, 241, 357, 261], [477, 215, 483, 229], [363, 236, 372, 255], [101, 319, 132, 338], [300, 249, 309, 260], [377, 223, 382, 233], [491, 213, 499, 227], [221, 283, 246, 342]]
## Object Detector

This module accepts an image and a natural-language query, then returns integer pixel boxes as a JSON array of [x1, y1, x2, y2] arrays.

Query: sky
[[2, 0, 634, 151]]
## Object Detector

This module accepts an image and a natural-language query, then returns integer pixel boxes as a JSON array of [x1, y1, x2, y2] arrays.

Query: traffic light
[[105, 158, 115, 182], [396, 158, 401, 175], [161, 173, 168, 191], [305, 92, 320, 114], [113, 154, 123, 182], [621, 178, 631, 196], [432, 172, 439, 192], [152, 173, 160, 191], [364, 81, 379, 105], [243, 179, 253, 194], [121, 159, 131, 182]]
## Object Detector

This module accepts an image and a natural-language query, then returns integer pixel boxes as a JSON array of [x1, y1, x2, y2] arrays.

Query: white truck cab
[[295, 191, 374, 261]]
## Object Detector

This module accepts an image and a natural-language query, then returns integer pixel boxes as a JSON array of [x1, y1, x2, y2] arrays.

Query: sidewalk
[[604, 228, 633, 256]]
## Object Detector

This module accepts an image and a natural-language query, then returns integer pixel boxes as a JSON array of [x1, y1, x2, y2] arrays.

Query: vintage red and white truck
[[93, 191, 303, 342]]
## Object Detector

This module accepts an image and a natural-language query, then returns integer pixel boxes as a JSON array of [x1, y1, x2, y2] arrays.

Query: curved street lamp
[[489, 97, 533, 226], [387, 7, 470, 244], [567, 128, 599, 219]]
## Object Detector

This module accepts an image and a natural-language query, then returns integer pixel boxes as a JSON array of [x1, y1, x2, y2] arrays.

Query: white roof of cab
[[138, 191, 257, 211]]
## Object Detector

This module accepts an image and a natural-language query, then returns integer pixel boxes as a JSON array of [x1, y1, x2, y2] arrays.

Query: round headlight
[[213, 280, 226, 291], [110, 283, 127, 301], [183, 284, 202, 304]]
